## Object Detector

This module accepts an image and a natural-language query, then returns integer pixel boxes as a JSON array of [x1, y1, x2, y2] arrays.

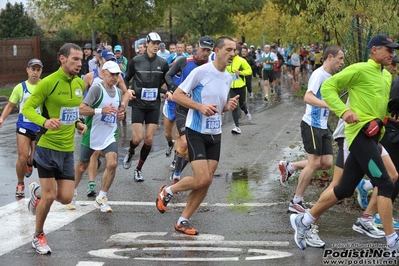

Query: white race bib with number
[[60, 106, 79, 125], [202, 114, 221, 134], [141, 88, 158, 101]]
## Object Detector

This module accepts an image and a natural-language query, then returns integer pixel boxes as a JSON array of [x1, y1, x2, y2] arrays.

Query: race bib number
[[202, 114, 221, 134], [100, 114, 116, 124], [141, 88, 158, 101], [231, 74, 239, 81], [60, 106, 79, 125]]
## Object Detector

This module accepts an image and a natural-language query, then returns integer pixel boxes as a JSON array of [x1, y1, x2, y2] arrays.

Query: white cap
[[146, 32, 162, 42], [102, 61, 121, 73]]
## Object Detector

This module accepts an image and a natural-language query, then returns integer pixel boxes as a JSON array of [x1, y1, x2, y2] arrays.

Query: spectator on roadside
[[89, 46, 102, 72], [157, 42, 170, 60], [80, 43, 93, 78], [114, 45, 128, 73]]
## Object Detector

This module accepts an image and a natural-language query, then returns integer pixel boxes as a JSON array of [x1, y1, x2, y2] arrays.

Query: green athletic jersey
[[321, 59, 391, 148], [22, 67, 84, 152]]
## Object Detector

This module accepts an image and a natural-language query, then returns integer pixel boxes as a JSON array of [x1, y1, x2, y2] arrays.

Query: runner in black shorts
[[122, 32, 169, 182], [0, 58, 43, 197], [164, 36, 213, 183]]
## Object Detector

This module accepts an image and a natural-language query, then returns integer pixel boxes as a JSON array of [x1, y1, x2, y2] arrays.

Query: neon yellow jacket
[[226, 55, 252, 89], [321, 59, 391, 148]]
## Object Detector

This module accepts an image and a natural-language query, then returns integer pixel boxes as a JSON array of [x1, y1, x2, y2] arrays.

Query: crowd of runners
[[2, 31, 399, 258]]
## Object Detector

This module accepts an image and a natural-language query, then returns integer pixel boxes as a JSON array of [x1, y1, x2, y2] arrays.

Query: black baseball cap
[[198, 36, 213, 50], [367, 34, 399, 49]]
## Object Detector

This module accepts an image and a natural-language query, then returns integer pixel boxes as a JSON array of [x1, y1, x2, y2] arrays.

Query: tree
[[0, 2, 43, 38], [169, 0, 266, 41], [28, 0, 170, 45]]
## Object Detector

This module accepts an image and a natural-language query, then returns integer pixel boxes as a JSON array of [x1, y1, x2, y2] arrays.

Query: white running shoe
[[66, 194, 77, 210], [94, 195, 113, 212], [305, 224, 325, 247], [246, 113, 252, 121], [352, 218, 385, 238], [32, 232, 51, 255], [231, 127, 242, 134]]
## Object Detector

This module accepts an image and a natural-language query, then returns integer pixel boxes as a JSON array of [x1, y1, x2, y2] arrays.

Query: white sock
[[386, 232, 398, 247], [74, 189, 77, 195], [293, 196, 304, 204], [177, 217, 188, 225], [287, 163, 295, 173], [99, 190, 107, 197], [166, 186, 173, 196], [302, 212, 315, 227], [363, 180, 374, 191]]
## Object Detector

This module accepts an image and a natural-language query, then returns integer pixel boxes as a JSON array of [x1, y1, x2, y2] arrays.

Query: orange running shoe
[[15, 183, 25, 197], [175, 220, 199, 235], [156, 185, 172, 213], [25, 164, 33, 178]]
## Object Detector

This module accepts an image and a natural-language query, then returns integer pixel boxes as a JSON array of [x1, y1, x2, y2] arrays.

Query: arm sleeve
[[321, 65, 359, 118], [83, 84, 102, 107], [165, 56, 187, 90], [124, 58, 136, 87], [239, 58, 252, 76], [8, 83, 23, 104]]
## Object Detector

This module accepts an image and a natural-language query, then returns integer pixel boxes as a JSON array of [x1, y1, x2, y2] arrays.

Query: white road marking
[[0, 200, 292, 258], [76, 262, 104, 266], [0, 199, 92, 257], [89, 232, 292, 261]]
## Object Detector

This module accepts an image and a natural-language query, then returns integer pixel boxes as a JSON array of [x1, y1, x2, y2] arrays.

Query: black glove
[[388, 98, 399, 119], [361, 118, 383, 137]]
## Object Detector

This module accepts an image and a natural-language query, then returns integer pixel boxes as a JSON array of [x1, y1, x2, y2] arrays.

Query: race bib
[[141, 88, 158, 101], [60, 106, 79, 125], [202, 114, 221, 134], [231, 74, 239, 81], [100, 114, 116, 124]]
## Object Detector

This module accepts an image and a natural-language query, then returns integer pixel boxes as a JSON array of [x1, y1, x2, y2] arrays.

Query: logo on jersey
[[58, 91, 69, 96], [75, 89, 83, 97]]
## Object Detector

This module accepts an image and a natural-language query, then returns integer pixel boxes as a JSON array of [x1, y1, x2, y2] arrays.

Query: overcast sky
[[1, 0, 28, 10]]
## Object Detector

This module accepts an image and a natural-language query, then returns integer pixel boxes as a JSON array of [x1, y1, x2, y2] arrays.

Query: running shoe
[[231, 127, 242, 134], [122, 150, 134, 169], [264, 96, 269, 102], [175, 220, 199, 235], [94, 195, 113, 212], [271, 88, 275, 96], [87, 182, 96, 197], [278, 160, 295, 186], [387, 237, 399, 257], [166, 140, 175, 157], [25, 163, 33, 178], [290, 213, 309, 250], [66, 195, 77, 210], [134, 169, 144, 182], [15, 183, 25, 197], [28, 182, 40, 215], [355, 179, 369, 209], [288, 200, 308, 214], [32, 232, 51, 255], [246, 113, 252, 121], [249, 93, 253, 99], [374, 213, 399, 230], [352, 218, 385, 238], [156, 185, 173, 213], [305, 224, 325, 248]]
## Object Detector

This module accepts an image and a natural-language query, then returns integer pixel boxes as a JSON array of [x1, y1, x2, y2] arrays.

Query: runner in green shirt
[[22, 43, 87, 255], [290, 34, 399, 252]]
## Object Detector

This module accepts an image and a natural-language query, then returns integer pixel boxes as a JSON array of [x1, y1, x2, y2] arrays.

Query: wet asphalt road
[[0, 83, 396, 266]]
